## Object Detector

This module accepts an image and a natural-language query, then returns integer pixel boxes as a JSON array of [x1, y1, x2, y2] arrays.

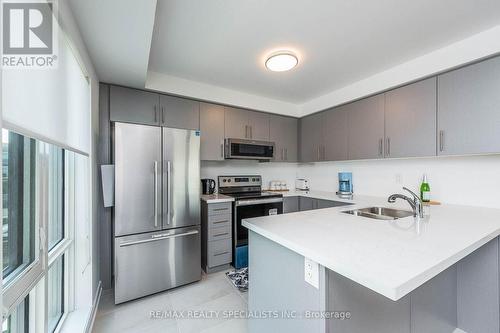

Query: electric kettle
[[201, 179, 216, 195]]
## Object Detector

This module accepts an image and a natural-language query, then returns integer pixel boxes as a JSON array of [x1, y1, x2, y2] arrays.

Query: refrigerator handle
[[119, 230, 199, 247], [154, 161, 158, 227], [166, 160, 172, 225]]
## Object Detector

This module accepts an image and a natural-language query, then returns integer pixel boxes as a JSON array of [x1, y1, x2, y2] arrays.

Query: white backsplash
[[202, 154, 500, 209]]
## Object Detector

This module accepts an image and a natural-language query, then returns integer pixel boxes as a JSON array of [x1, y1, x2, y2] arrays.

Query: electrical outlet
[[395, 173, 402, 184], [304, 257, 319, 289]]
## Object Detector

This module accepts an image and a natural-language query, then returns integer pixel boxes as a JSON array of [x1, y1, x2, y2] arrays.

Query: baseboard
[[85, 281, 102, 333]]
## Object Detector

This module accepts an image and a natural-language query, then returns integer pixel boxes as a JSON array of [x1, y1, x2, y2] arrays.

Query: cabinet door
[[324, 107, 349, 161], [247, 111, 270, 141], [200, 103, 225, 161], [347, 94, 385, 160], [299, 197, 314, 211], [438, 57, 500, 155], [110, 86, 160, 126], [160, 95, 199, 130], [283, 196, 299, 214], [316, 199, 346, 209], [385, 78, 437, 158], [225, 107, 249, 139], [270, 115, 298, 162], [299, 112, 324, 162]]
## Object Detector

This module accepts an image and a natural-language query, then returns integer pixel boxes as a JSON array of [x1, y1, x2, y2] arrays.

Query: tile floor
[[92, 270, 248, 333]]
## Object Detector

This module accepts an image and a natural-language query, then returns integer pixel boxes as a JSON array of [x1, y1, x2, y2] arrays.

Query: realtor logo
[[2, 0, 58, 68]]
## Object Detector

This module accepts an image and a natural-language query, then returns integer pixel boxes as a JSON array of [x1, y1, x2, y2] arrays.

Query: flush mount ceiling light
[[265, 52, 298, 72]]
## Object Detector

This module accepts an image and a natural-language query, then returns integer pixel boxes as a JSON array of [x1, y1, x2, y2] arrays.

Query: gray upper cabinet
[[299, 112, 324, 162], [200, 103, 225, 161], [160, 95, 199, 130], [248, 111, 270, 141], [110, 86, 160, 126], [224, 107, 270, 141], [438, 56, 500, 156], [385, 78, 437, 158], [225, 107, 250, 139], [270, 115, 298, 162], [347, 94, 385, 160], [323, 107, 349, 161]]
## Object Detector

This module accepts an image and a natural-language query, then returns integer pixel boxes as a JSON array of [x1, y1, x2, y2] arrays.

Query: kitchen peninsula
[[243, 191, 500, 333]]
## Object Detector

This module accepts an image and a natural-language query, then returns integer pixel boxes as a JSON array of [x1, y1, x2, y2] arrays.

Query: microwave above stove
[[225, 138, 274, 160]]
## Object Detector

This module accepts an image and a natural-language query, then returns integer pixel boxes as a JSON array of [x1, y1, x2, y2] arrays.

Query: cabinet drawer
[[208, 225, 231, 242], [208, 202, 232, 216], [208, 238, 232, 268], [208, 214, 231, 229]]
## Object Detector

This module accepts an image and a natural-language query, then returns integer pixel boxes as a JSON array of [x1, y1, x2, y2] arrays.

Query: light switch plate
[[304, 257, 319, 289]]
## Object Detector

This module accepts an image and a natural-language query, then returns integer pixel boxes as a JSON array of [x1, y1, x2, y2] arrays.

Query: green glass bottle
[[420, 174, 430, 202]]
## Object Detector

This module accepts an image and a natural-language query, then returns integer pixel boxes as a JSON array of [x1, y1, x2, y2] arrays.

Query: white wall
[[203, 155, 500, 209], [201, 161, 299, 192], [298, 155, 500, 209]]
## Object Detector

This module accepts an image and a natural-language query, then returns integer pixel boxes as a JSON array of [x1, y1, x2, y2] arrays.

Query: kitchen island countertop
[[243, 192, 500, 300]]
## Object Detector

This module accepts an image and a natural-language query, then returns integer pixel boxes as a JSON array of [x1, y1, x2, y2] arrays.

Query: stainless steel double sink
[[342, 206, 414, 220]]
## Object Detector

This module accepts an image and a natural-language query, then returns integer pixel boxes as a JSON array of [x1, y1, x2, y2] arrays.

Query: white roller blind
[[2, 21, 90, 155]]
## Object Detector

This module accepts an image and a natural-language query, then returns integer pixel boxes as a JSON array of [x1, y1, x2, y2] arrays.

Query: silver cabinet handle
[[161, 106, 165, 124], [213, 251, 229, 257], [154, 161, 158, 227], [249, 125, 253, 139], [220, 143, 224, 158], [236, 197, 283, 206], [439, 130, 444, 152], [213, 232, 229, 238], [317, 147, 320, 161], [245, 125, 248, 138], [119, 230, 199, 247], [154, 105, 158, 123], [386, 137, 391, 157], [212, 220, 229, 224], [379, 138, 383, 157], [285, 148, 288, 161], [166, 161, 172, 225], [281, 148, 284, 161]]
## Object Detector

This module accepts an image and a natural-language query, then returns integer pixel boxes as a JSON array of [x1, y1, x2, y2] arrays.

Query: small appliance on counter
[[337, 172, 353, 196], [295, 178, 310, 191], [201, 178, 216, 194]]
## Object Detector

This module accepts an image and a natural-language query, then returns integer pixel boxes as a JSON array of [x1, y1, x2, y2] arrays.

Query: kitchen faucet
[[387, 187, 425, 218]]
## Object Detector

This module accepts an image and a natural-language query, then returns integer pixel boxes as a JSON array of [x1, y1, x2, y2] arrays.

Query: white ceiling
[[148, 0, 500, 104], [70, 0, 500, 116], [68, 0, 157, 88]]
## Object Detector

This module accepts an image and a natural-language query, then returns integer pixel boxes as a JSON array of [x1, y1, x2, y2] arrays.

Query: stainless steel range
[[218, 175, 283, 268]]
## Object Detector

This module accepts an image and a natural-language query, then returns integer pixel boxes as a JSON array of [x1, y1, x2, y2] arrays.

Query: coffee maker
[[201, 179, 216, 195], [336, 172, 353, 196]]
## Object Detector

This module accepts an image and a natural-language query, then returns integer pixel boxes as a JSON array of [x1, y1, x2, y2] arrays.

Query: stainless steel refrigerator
[[113, 122, 201, 304]]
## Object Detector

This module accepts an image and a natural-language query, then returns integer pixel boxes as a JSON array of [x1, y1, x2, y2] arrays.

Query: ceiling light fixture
[[265, 52, 298, 72]]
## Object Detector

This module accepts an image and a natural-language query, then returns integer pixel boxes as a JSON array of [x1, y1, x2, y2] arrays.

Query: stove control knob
[[223, 179, 227, 182], [227, 179, 231, 183]]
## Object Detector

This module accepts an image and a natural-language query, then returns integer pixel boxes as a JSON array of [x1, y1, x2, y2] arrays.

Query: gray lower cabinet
[[201, 201, 232, 273], [299, 112, 325, 162], [200, 103, 225, 161], [347, 94, 385, 160], [324, 106, 349, 161], [270, 115, 298, 162], [160, 95, 199, 130], [283, 196, 299, 213], [298, 197, 348, 212], [110, 86, 160, 125], [385, 78, 437, 158], [438, 56, 500, 156], [225, 107, 270, 141]]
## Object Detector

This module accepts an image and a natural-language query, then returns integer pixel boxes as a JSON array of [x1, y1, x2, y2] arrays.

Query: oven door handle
[[236, 197, 283, 206]]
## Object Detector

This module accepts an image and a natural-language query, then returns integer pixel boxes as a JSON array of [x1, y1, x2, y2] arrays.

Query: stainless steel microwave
[[224, 138, 275, 160]]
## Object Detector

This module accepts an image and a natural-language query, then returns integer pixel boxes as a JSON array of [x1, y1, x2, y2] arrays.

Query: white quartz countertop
[[200, 193, 234, 203], [242, 191, 500, 301]]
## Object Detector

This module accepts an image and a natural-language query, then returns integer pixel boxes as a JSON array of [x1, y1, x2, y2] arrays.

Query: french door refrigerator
[[113, 122, 201, 304]]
